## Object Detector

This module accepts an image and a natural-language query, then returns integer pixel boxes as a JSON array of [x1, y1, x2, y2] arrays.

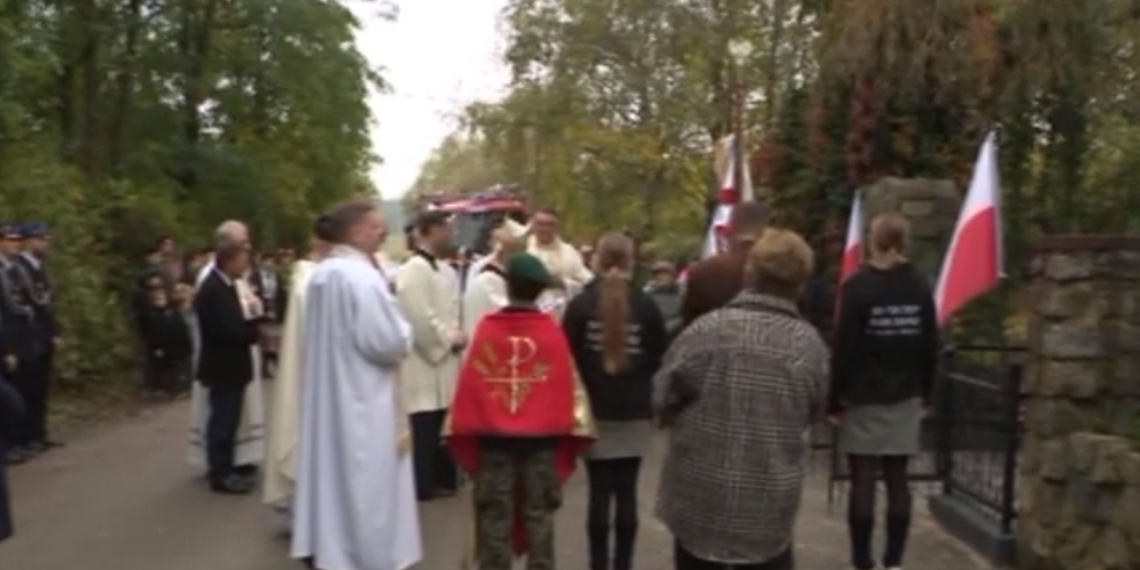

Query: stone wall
[[1018, 236, 1140, 570], [859, 177, 960, 282]]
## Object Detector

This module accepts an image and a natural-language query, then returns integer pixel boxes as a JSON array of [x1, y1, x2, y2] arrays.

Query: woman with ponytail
[[562, 231, 669, 570]]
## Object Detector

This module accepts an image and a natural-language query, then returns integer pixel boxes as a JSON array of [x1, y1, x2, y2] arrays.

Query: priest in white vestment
[[263, 217, 334, 524], [526, 209, 591, 318], [291, 199, 420, 570], [526, 208, 592, 288], [188, 220, 267, 474], [396, 210, 463, 501]]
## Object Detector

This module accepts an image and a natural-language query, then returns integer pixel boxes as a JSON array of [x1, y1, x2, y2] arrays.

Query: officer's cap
[[0, 223, 23, 240], [22, 221, 49, 239]]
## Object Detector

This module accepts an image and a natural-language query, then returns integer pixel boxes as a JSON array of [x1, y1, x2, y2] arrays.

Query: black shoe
[[210, 474, 254, 495], [40, 439, 64, 449], [434, 487, 458, 498], [235, 464, 258, 477], [24, 441, 46, 455], [5, 448, 29, 465]]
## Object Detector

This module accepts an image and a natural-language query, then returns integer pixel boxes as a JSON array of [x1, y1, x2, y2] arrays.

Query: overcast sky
[[351, 0, 510, 199]]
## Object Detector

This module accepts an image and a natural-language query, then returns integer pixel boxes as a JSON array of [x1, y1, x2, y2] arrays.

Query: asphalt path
[[0, 394, 990, 570]]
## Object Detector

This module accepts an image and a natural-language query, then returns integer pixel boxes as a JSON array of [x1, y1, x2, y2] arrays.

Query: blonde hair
[[491, 227, 524, 256], [869, 212, 910, 254], [593, 232, 635, 375], [746, 228, 814, 300]]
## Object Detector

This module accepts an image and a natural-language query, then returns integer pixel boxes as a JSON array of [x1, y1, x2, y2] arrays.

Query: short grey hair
[[324, 199, 377, 243], [213, 220, 247, 248]]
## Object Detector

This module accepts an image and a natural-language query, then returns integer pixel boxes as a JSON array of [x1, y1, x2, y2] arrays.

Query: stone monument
[[859, 177, 960, 282]]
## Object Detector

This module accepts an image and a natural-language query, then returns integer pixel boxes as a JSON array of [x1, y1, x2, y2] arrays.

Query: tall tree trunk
[[762, 0, 787, 130], [108, 0, 144, 174], [174, 0, 220, 191], [57, 64, 76, 160], [78, 0, 103, 179], [252, 26, 271, 140]]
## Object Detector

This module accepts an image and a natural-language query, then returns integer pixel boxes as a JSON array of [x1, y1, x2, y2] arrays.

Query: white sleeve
[[345, 270, 412, 367]]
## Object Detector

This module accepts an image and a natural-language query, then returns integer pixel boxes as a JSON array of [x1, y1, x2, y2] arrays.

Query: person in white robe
[[526, 208, 592, 289], [188, 220, 267, 474], [396, 209, 464, 501], [291, 199, 420, 570], [460, 223, 525, 339], [263, 217, 334, 528], [375, 250, 401, 288], [526, 209, 591, 318]]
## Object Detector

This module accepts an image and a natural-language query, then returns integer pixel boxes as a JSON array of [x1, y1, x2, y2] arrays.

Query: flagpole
[[727, 39, 753, 204], [732, 94, 744, 199]]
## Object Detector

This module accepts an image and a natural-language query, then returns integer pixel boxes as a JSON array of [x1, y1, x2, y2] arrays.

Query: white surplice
[[461, 266, 507, 339], [527, 236, 590, 320], [395, 253, 461, 414], [291, 246, 420, 570], [262, 259, 316, 509], [527, 235, 593, 289], [188, 260, 266, 471]]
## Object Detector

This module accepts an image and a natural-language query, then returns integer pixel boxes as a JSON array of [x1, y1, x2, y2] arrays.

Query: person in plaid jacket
[[653, 228, 828, 570]]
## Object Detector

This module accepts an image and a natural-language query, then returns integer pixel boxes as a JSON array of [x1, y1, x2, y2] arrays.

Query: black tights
[[586, 457, 641, 570], [847, 455, 913, 570]]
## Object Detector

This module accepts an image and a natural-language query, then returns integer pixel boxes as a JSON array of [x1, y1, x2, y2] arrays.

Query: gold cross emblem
[[474, 335, 549, 414]]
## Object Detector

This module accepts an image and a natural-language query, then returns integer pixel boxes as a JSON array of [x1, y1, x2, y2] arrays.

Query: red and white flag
[[839, 190, 865, 283], [832, 190, 865, 323], [934, 131, 1003, 325], [699, 135, 753, 258]]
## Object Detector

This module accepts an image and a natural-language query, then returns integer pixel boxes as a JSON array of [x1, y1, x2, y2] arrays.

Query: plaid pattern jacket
[[653, 292, 829, 564]]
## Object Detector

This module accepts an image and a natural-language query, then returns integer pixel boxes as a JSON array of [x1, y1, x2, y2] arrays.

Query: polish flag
[[700, 135, 752, 258], [832, 190, 865, 324], [840, 190, 865, 283], [935, 131, 1003, 325]]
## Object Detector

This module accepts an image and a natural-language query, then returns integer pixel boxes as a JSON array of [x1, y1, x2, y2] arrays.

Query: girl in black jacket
[[562, 231, 669, 570], [828, 212, 940, 570]]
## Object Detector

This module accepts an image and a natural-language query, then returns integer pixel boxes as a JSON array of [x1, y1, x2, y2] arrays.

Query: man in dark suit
[[680, 202, 769, 328], [0, 223, 38, 465], [14, 222, 62, 453], [195, 241, 262, 494], [0, 353, 25, 540], [0, 374, 24, 542]]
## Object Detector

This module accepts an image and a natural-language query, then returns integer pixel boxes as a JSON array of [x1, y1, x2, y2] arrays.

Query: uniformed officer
[[0, 223, 37, 465], [13, 222, 61, 454]]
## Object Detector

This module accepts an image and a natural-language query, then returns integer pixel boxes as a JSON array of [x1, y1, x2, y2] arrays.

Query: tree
[[0, 0, 386, 390], [408, 134, 506, 197], [414, 0, 1140, 273]]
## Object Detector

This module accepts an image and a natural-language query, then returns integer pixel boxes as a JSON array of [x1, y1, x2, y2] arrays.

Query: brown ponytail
[[595, 232, 634, 374]]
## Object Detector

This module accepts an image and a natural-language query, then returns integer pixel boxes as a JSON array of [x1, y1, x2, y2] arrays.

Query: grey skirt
[[584, 420, 653, 460], [837, 398, 923, 456]]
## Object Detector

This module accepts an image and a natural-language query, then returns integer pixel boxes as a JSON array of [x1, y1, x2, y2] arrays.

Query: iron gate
[[821, 344, 1023, 521]]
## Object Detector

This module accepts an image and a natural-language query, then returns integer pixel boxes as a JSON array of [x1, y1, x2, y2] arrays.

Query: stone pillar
[[859, 177, 960, 282], [1018, 236, 1140, 570]]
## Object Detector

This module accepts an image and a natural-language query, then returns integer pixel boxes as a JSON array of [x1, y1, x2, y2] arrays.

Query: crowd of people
[[0, 222, 59, 545], [0, 197, 940, 570]]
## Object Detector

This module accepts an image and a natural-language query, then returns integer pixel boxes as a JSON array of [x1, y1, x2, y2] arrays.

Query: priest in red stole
[[446, 252, 595, 570]]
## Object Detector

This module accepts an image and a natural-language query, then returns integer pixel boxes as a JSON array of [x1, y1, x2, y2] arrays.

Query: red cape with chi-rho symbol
[[445, 308, 595, 554]]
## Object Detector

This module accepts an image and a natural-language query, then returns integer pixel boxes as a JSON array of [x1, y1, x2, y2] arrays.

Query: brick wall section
[[1018, 235, 1140, 570]]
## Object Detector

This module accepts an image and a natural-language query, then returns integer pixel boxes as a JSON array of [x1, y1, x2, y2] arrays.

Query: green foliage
[[411, 0, 1140, 273], [409, 134, 506, 197], [0, 0, 384, 388]]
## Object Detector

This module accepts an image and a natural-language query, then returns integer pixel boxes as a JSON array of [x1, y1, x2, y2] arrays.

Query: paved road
[[0, 397, 991, 570]]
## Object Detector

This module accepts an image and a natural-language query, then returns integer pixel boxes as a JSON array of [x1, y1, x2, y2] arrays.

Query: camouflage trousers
[[474, 443, 561, 570]]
